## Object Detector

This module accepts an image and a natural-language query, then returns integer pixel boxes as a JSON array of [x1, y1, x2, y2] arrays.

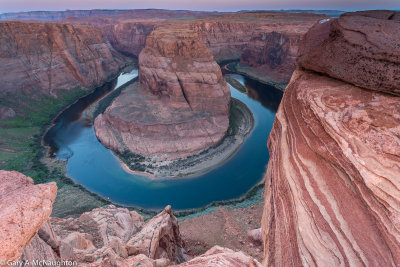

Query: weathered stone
[[298, 11, 400, 96], [0, 170, 57, 262]]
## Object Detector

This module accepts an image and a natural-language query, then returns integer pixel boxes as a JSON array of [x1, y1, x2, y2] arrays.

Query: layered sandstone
[[262, 11, 400, 266], [0, 21, 126, 98], [95, 28, 231, 160], [0, 170, 57, 262]]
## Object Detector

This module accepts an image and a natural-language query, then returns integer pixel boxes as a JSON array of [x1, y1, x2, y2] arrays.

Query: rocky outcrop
[[127, 206, 185, 263], [49, 205, 185, 266], [262, 11, 400, 266], [0, 170, 57, 262], [0, 21, 126, 98], [298, 10, 400, 96], [172, 246, 262, 267], [95, 27, 231, 160]]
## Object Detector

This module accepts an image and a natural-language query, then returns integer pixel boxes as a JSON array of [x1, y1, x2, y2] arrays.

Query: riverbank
[[113, 97, 254, 178], [226, 62, 287, 91]]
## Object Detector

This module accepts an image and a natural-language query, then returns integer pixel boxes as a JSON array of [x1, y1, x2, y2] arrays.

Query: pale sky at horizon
[[1, 0, 399, 13]]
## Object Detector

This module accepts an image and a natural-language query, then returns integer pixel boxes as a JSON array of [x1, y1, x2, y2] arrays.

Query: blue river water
[[44, 68, 282, 210]]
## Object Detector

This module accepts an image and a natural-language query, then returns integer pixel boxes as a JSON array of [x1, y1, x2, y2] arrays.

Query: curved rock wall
[[262, 11, 400, 266], [0, 21, 126, 97]]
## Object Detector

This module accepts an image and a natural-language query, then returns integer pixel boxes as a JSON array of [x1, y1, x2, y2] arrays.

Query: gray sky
[[1, 0, 399, 13]]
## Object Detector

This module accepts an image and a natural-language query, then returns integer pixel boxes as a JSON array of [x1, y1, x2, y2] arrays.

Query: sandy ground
[[179, 190, 265, 262]]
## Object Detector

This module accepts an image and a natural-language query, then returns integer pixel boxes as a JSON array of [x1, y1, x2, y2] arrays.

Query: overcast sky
[[1, 0, 399, 13]]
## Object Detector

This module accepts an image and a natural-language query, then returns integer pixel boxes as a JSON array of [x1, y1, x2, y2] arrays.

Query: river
[[44, 67, 283, 210]]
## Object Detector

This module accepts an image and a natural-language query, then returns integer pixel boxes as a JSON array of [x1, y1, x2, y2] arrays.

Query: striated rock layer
[[262, 11, 400, 267], [95, 28, 231, 160], [0, 21, 126, 98], [0, 170, 57, 262]]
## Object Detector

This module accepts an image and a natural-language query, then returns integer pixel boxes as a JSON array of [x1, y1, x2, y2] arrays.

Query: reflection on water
[[44, 68, 283, 210]]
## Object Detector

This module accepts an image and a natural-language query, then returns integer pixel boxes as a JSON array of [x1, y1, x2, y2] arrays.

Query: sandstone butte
[[0, 21, 126, 98], [262, 10, 400, 266], [94, 27, 231, 160]]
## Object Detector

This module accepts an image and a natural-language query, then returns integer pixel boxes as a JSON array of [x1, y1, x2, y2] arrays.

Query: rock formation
[[94, 27, 231, 160], [0, 170, 57, 262], [49, 205, 185, 266], [262, 11, 400, 266], [0, 170, 261, 266], [0, 21, 126, 98]]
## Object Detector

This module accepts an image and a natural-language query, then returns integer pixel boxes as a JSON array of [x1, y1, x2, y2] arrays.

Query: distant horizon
[[1, 0, 399, 14], [2, 7, 400, 15]]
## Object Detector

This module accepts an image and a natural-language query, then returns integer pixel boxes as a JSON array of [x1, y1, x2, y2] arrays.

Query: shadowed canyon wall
[[0, 21, 127, 98], [262, 10, 400, 266]]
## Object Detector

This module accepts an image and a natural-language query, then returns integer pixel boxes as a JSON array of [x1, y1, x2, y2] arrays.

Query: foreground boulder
[[95, 27, 230, 160], [263, 11, 400, 266], [298, 10, 400, 96], [0, 170, 57, 262]]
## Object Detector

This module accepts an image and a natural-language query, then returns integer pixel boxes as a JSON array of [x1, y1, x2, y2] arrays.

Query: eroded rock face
[[95, 27, 231, 160], [0, 21, 126, 98], [298, 10, 400, 96], [0, 170, 57, 262], [262, 11, 400, 266], [172, 246, 262, 267]]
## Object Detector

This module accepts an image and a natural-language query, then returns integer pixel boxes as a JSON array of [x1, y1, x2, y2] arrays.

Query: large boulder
[[297, 10, 400, 96], [0, 170, 57, 262]]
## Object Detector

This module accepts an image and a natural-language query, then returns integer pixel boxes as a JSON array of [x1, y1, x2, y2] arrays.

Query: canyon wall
[[60, 12, 325, 85], [94, 27, 231, 160], [0, 21, 127, 98], [190, 13, 326, 83], [262, 11, 400, 266]]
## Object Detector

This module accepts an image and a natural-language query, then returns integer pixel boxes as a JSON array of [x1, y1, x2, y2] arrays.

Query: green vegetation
[[225, 75, 247, 93], [0, 87, 87, 180]]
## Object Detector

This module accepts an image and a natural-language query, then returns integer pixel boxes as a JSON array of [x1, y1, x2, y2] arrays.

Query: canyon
[[262, 10, 400, 266], [0, 7, 399, 267]]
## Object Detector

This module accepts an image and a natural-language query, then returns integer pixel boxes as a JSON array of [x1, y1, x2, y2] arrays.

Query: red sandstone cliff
[[0, 21, 127, 98], [262, 11, 400, 266], [94, 27, 231, 160]]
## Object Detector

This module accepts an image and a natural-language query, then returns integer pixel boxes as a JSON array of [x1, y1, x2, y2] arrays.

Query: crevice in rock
[[177, 76, 192, 110]]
